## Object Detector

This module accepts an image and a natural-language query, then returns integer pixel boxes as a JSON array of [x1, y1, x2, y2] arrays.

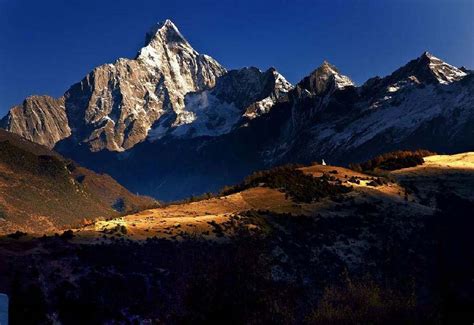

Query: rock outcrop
[[0, 96, 70, 148]]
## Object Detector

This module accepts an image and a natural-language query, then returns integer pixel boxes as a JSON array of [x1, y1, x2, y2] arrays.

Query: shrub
[[7, 231, 28, 239], [161, 192, 217, 207], [349, 150, 436, 172], [207, 221, 224, 237], [60, 230, 74, 240], [306, 280, 416, 324], [219, 165, 351, 203]]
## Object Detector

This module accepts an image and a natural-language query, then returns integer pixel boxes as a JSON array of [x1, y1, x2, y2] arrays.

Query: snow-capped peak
[[70, 20, 225, 151], [135, 19, 225, 93], [320, 60, 338, 73], [298, 61, 354, 95], [385, 51, 467, 87], [269, 68, 293, 94], [137, 19, 199, 69], [144, 19, 187, 47], [420, 51, 467, 84]]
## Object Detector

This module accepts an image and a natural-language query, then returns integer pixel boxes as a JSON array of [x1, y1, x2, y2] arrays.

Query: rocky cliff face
[[2, 20, 227, 152], [288, 61, 356, 132], [0, 96, 70, 148], [64, 19, 226, 152], [297, 61, 354, 96], [148, 67, 292, 139]]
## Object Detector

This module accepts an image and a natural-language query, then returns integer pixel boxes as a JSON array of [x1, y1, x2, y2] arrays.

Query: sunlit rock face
[[0, 95, 70, 148], [2, 20, 226, 152], [64, 20, 226, 152], [2, 19, 296, 152]]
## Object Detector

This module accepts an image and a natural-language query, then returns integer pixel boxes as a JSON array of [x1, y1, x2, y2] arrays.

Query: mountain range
[[1, 19, 473, 200]]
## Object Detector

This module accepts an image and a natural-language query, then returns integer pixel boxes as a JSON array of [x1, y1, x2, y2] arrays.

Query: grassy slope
[[0, 130, 156, 234], [75, 161, 433, 241], [74, 152, 474, 242], [390, 152, 474, 204]]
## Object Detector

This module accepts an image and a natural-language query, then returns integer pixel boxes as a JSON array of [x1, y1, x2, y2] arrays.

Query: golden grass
[[29, 152, 474, 242], [74, 164, 416, 241]]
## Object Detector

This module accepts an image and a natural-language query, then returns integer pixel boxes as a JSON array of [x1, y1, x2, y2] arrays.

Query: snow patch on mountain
[[148, 67, 293, 140], [171, 91, 242, 137]]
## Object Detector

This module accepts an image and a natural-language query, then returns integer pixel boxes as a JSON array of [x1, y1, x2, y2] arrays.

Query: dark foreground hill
[[1, 152, 473, 324]]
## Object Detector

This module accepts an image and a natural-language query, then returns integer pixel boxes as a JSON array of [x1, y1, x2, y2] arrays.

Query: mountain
[[2, 20, 226, 151], [0, 129, 156, 235], [63, 52, 472, 201], [2, 20, 294, 153], [1, 20, 472, 201]]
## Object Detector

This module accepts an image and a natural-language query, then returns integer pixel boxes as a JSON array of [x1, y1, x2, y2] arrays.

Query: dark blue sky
[[0, 0, 473, 115]]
